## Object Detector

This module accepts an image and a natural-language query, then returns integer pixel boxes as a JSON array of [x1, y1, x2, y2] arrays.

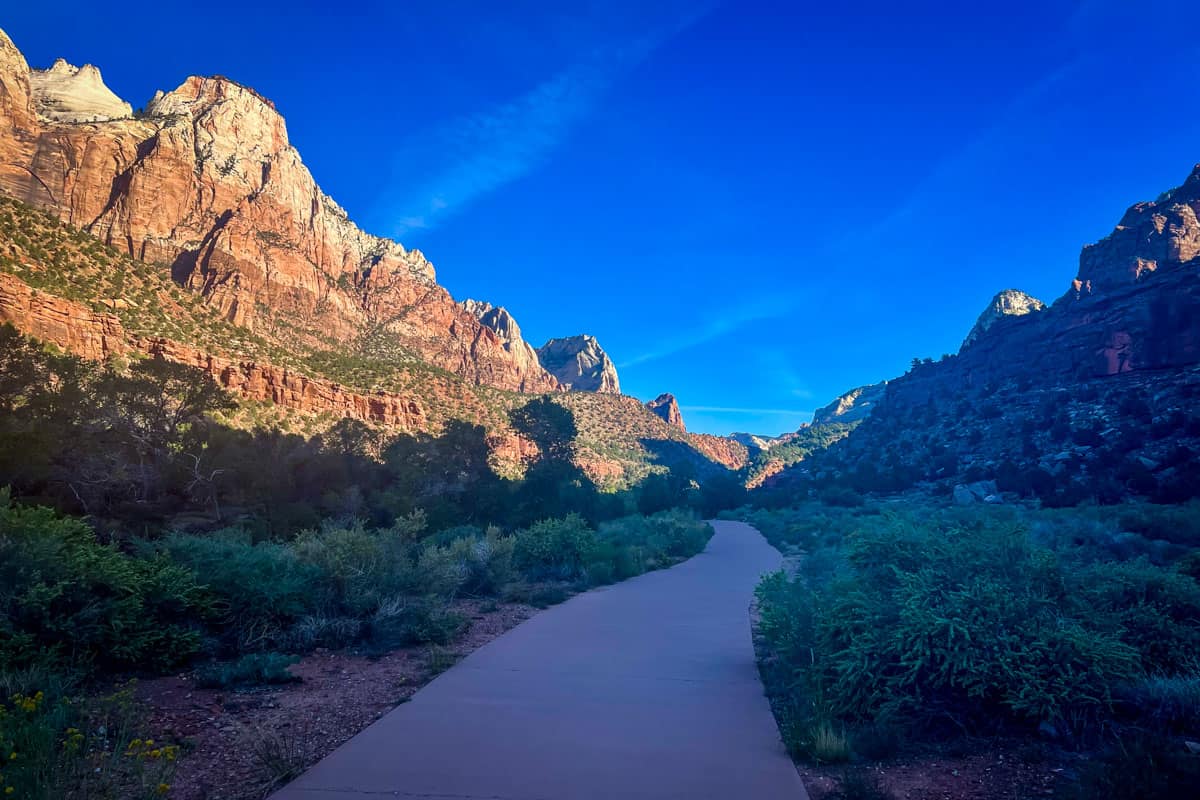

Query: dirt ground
[[137, 599, 536, 800], [799, 747, 1065, 800]]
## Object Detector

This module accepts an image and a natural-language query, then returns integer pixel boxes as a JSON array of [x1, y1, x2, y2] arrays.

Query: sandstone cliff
[[459, 299, 553, 390], [0, 271, 426, 428], [536, 334, 620, 393], [28, 59, 131, 122], [960, 289, 1045, 350], [646, 393, 685, 431], [0, 28, 555, 394]]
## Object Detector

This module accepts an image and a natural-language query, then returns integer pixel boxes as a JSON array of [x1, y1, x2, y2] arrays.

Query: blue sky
[[5, 1, 1200, 435]]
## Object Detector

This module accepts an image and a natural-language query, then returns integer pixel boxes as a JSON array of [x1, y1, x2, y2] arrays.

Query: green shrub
[[1059, 734, 1200, 800], [753, 504, 1196, 750], [441, 529, 516, 597], [195, 652, 301, 689], [366, 597, 466, 650], [292, 521, 400, 614], [504, 582, 571, 608], [1115, 501, 1200, 547], [0, 496, 206, 672], [820, 487, 866, 508], [808, 720, 852, 764], [410, 541, 469, 598], [1114, 675, 1200, 733], [0, 680, 177, 800], [831, 769, 893, 800], [152, 530, 320, 650], [513, 514, 598, 582], [429, 524, 484, 546], [641, 509, 711, 558], [1074, 558, 1200, 674], [285, 615, 363, 651]]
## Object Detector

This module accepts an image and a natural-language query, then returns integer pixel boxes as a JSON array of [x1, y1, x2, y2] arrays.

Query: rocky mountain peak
[[812, 382, 887, 426], [536, 335, 620, 393], [459, 299, 555, 390], [1075, 164, 1200, 294], [28, 57, 131, 122], [460, 300, 522, 343], [147, 74, 287, 148], [961, 289, 1045, 350], [646, 393, 685, 431], [0, 28, 34, 133], [0, 28, 561, 394]]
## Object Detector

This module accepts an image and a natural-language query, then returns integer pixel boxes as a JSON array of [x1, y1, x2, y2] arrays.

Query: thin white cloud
[[843, 58, 1084, 249], [618, 296, 794, 368], [681, 405, 815, 416], [389, 4, 716, 235]]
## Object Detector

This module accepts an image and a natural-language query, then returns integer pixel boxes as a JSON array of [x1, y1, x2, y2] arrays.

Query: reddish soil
[[799, 748, 1065, 800], [137, 600, 536, 800]]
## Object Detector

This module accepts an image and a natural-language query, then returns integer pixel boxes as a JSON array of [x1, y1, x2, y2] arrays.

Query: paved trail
[[272, 520, 808, 799]]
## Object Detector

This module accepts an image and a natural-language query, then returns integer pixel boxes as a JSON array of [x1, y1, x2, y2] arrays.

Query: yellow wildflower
[[149, 749, 161, 759], [156, 783, 170, 795], [4, 787, 11, 796]]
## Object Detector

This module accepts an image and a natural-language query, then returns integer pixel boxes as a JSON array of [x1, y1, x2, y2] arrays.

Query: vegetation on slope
[[736, 499, 1200, 799], [742, 422, 859, 487], [0, 195, 732, 486]]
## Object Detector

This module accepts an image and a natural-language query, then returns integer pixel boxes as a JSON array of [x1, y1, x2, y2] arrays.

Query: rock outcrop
[[0, 272, 425, 428], [812, 382, 886, 426], [536, 335, 620, 393], [730, 432, 780, 451], [961, 289, 1045, 350], [459, 299, 553, 390], [0, 27, 556, 394], [28, 59, 131, 122], [1076, 165, 1200, 293], [689, 433, 748, 470], [646, 393, 685, 431]]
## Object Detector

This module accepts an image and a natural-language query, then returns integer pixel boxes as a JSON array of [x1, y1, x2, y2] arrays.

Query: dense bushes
[[2, 493, 714, 678], [512, 514, 598, 581], [0, 326, 742, 540], [0, 494, 714, 796], [747, 500, 1200, 770], [0, 491, 207, 673]]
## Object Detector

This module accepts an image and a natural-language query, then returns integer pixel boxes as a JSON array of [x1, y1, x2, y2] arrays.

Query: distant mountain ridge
[[766, 163, 1200, 502]]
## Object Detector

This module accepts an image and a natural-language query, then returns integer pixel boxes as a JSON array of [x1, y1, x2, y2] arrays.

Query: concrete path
[[272, 520, 808, 800]]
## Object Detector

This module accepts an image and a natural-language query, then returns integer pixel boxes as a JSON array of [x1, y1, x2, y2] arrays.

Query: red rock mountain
[[0, 28, 556, 393], [0, 29, 752, 488], [646, 393, 685, 431]]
